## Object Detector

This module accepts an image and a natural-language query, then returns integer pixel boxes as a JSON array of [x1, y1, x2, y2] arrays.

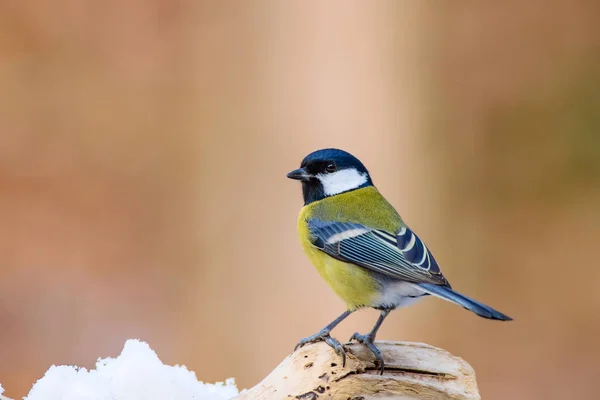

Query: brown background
[[1, 1, 599, 399]]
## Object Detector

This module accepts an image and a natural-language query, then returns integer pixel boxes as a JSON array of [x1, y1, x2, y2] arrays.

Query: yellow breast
[[296, 186, 401, 310], [298, 240, 380, 310]]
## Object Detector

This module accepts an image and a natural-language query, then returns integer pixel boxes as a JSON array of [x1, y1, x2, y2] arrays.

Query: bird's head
[[287, 148, 373, 205]]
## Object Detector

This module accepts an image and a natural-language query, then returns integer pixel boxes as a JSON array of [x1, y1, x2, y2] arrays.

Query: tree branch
[[234, 341, 480, 400]]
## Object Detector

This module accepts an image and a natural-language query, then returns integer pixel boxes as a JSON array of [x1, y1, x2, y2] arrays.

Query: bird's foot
[[294, 330, 347, 367], [348, 332, 384, 374]]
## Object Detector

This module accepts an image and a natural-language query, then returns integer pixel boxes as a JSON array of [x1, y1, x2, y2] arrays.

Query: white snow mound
[[23, 339, 238, 400]]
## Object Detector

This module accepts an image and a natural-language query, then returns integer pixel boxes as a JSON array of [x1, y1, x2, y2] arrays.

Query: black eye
[[325, 163, 336, 173]]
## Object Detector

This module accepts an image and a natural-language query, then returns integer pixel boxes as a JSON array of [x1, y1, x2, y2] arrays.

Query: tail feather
[[418, 283, 513, 321]]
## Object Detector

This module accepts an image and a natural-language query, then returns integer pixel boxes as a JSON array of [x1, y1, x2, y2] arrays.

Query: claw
[[294, 329, 327, 351], [293, 341, 304, 352], [294, 330, 347, 367], [348, 332, 385, 374], [325, 336, 346, 367]]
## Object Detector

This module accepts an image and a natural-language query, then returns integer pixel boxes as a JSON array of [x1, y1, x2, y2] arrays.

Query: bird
[[287, 148, 512, 373]]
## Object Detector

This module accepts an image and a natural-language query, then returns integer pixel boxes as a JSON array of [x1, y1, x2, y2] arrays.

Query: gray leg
[[349, 309, 392, 374], [294, 310, 353, 367]]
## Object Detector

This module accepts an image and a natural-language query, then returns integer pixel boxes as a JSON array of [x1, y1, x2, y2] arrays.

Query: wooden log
[[234, 341, 480, 400]]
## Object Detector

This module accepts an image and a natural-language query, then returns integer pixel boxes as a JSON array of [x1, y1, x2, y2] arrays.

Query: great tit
[[287, 148, 512, 373]]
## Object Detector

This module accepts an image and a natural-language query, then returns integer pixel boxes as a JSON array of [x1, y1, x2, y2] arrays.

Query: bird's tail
[[417, 283, 513, 321]]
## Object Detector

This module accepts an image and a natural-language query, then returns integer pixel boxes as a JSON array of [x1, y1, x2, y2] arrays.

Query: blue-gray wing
[[308, 220, 448, 286]]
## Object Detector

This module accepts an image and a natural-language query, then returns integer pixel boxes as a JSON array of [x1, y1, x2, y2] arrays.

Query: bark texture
[[234, 341, 480, 400]]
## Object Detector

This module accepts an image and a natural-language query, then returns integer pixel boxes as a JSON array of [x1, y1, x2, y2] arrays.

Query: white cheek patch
[[317, 168, 368, 196]]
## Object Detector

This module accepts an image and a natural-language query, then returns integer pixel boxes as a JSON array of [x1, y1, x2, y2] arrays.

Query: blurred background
[[1, 1, 599, 399]]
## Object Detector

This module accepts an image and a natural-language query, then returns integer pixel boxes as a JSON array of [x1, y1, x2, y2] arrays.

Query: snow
[[12, 339, 239, 400]]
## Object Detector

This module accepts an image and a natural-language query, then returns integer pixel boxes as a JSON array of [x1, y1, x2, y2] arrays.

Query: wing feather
[[308, 220, 447, 285]]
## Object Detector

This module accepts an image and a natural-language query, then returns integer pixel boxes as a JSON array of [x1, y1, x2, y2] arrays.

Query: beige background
[[1, 1, 599, 399]]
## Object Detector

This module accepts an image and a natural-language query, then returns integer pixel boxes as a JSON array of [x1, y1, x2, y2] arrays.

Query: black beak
[[286, 167, 311, 181]]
